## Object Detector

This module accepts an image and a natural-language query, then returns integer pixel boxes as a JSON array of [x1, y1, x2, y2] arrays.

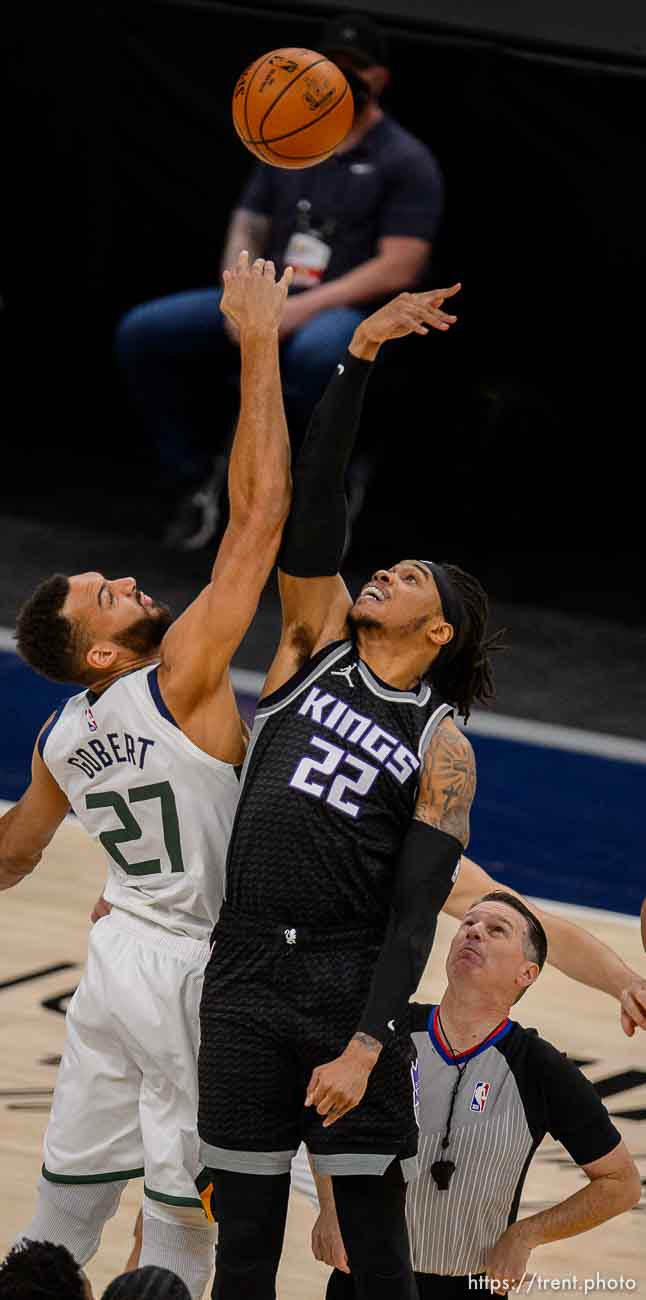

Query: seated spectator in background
[[0, 1240, 93, 1299], [102, 1265, 190, 1299], [309, 893, 641, 1299], [115, 11, 444, 550]]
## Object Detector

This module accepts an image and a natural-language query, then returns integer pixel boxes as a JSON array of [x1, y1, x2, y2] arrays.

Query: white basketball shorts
[[42, 907, 211, 1211]]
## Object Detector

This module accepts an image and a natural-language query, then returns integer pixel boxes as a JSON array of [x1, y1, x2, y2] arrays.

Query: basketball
[[232, 47, 354, 169]]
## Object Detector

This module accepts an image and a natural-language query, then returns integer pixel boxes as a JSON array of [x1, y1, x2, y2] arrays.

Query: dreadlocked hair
[[428, 563, 505, 724], [102, 1266, 191, 1300], [0, 1240, 86, 1300], [15, 574, 91, 684]]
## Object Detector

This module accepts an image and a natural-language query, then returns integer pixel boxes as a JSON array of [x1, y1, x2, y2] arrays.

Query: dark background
[[1, 1, 644, 914], [2, 0, 644, 617]]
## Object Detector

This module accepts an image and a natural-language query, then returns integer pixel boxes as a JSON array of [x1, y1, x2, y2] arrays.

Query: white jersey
[[40, 664, 239, 940]]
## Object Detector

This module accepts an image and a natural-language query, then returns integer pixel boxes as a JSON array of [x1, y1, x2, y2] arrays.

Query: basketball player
[[103, 848, 646, 1279], [0, 252, 294, 1299], [196, 284, 504, 1298]]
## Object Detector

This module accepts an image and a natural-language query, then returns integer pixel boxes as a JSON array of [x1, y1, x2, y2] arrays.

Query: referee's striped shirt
[[407, 1004, 621, 1277]]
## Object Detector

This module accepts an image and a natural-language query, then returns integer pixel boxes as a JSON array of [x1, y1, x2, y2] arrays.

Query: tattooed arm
[[304, 718, 475, 1126], [414, 716, 476, 846], [353, 718, 475, 1053]]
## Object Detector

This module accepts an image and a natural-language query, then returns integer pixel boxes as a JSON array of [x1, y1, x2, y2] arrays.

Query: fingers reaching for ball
[[352, 283, 463, 354], [251, 256, 273, 277], [221, 250, 292, 331]]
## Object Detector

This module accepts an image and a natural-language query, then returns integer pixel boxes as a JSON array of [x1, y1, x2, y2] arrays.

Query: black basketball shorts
[[198, 904, 419, 1178]]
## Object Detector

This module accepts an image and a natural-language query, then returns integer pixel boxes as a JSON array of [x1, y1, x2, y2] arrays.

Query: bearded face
[[112, 603, 174, 657]]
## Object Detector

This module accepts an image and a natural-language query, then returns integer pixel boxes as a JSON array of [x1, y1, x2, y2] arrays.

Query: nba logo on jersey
[[85, 706, 98, 732], [411, 1058, 421, 1126], [470, 1080, 491, 1113]]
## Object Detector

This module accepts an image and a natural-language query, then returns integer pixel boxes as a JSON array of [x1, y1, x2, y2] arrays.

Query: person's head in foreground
[[0, 1240, 93, 1300], [349, 558, 501, 721], [446, 891, 548, 1008], [101, 1266, 190, 1300], [16, 572, 173, 686]]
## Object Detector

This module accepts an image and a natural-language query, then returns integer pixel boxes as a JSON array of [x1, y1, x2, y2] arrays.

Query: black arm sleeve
[[278, 350, 373, 578], [534, 1038, 622, 1166], [357, 820, 462, 1045]]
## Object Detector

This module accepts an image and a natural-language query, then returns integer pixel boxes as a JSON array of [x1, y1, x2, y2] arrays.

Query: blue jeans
[[115, 288, 367, 491]]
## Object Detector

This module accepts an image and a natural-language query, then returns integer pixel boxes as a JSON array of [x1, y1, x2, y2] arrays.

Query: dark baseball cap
[[319, 12, 389, 67]]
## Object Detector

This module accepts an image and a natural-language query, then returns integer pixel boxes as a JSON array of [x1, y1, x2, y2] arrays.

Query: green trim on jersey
[[42, 1163, 144, 1184], [144, 1183, 203, 1209]]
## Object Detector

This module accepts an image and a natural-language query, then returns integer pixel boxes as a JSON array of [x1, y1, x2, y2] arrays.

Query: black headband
[[422, 560, 467, 663]]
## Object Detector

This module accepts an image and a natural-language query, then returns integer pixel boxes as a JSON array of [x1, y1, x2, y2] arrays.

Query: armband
[[357, 820, 462, 1045], [278, 350, 372, 577]]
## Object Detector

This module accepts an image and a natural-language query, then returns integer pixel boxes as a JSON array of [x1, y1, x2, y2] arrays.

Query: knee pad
[[16, 1174, 126, 1266]]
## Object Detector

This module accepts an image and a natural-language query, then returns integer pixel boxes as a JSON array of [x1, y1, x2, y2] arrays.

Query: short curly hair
[[15, 574, 91, 684], [0, 1239, 86, 1300]]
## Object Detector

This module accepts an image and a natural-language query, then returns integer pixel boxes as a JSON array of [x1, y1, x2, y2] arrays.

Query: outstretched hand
[[620, 973, 646, 1036], [221, 249, 293, 334], [351, 283, 461, 360]]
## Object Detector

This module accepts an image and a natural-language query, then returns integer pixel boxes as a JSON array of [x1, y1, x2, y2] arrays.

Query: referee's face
[[447, 901, 539, 1005]]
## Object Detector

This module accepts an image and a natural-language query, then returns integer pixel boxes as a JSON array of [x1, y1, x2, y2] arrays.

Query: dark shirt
[[406, 1004, 622, 1275], [238, 113, 444, 300]]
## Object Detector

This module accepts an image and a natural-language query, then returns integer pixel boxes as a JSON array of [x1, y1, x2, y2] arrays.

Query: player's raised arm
[[158, 252, 293, 707], [355, 718, 474, 1044], [264, 285, 461, 697], [445, 855, 646, 1036], [0, 721, 70, 890]]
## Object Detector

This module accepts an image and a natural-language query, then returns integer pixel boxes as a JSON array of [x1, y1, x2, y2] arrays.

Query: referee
[[312, 892, 640, 1296]]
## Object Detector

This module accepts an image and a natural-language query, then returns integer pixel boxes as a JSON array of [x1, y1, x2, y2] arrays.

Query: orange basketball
[[232, 48, 354, 169]]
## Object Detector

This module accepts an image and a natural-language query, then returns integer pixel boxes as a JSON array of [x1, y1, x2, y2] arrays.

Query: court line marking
[[2, 628, 644, 765], [528, 896, 640, 929]]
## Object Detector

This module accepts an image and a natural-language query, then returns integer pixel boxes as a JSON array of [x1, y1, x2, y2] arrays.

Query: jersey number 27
[[85, 780, 185, 876]]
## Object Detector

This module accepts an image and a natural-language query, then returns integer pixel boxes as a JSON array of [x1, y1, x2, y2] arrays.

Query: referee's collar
[[428, 1005, 512, 1064]]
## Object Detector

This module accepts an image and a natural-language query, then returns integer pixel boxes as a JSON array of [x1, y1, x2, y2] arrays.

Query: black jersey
[[225, 640, 452, 929]]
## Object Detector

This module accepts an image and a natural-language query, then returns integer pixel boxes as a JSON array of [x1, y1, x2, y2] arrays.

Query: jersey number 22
[[290, 736, 378, 818]]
